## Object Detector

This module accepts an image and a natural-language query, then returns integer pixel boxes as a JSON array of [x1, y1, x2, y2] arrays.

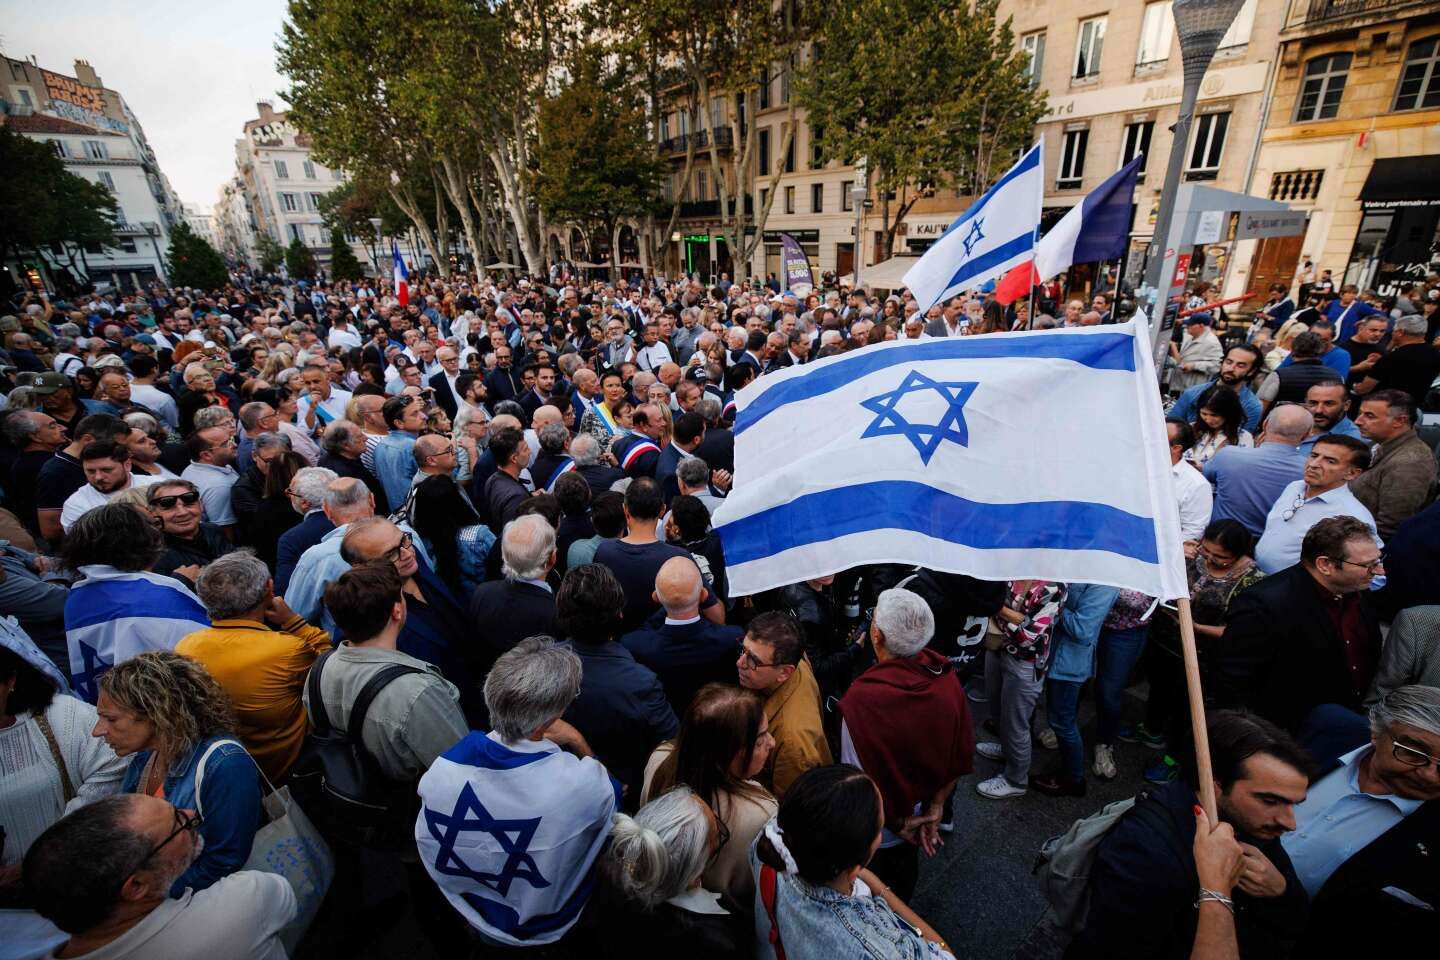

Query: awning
[[1359, 156, 1440, 206], [840, 255, 922, 289], [484, 262, 519, 270]]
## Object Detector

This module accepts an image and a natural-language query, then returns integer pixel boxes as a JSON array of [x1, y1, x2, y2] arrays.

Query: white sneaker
[[1037, 728, 1058, 751], [1093, 743, 1118, 780], [975, 741, 1005, 761], [976, 774, 1027, 799]]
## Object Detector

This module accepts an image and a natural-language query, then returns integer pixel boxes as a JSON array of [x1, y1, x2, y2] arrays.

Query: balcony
[[1270, 169, 1324, 202], [1297, 0, 1413, 25], [659, 127, 735, 157]]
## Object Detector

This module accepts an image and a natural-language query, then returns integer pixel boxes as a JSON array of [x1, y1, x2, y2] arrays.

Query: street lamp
[[368, 217, 383, 274], [1140, 0, 1247, 323]]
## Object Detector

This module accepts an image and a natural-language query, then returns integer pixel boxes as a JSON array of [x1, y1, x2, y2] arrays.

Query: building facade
[[1, 55, 184, 291], [182, 202, 219, 249], [1245, 0, 1440, 301]]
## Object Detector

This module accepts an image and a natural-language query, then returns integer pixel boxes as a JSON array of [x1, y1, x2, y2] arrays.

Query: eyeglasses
[[1329, 553, 1385, 575], [379, 532, 414, 564], [120, 806, 204, 889], [1391, 738, 1440, 774], [1280, 492, 1309, 522], [151, 491, 201, 509], [739, 645, 781, 671]]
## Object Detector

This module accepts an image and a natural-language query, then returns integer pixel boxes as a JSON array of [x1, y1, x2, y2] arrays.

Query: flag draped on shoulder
[[902, 141, 1043, 312], [64, 567, 210, 702], [712, 317, 1187, 600], [392, 241, 410, 307]]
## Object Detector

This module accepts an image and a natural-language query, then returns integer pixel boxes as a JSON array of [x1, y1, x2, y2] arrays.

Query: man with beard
[[59, 441, 161, 532], [1168, 344, 1265, 433]]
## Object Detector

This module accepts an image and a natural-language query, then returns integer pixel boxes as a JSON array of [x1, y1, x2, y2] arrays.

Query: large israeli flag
[[902, 141, 1044, 312], [712, 318, 1188, 600]]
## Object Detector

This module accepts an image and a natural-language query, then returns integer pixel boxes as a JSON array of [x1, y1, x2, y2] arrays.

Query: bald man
[[570, 367, 601, 424], [618, 555, 745, 715], [1203, 403, 1314, 538]]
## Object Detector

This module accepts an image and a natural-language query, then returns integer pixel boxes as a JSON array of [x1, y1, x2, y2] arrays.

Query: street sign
[[1234, 210, 1307, 240], [1193, 210, 1225, 244], [862, 199, 875, 209]]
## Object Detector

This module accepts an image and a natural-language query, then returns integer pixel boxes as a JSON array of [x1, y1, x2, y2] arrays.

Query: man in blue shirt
[[1297, 381, 1363, 458], [1325, 284, 1385, 343], [1205, 403, 1312, 537], [1278, 320, 1350, 379], [1168, 343, 1265, 433], [371, 394, 427, 508]]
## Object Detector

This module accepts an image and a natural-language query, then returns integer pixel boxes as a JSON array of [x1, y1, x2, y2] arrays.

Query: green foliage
[[328, 226, 365, 281], [256, 234, 286, 275], [285, 236, 318, 279], [795, 0, 1047, 199], [165, 221, 228, 291], [533, 46, 665, 263], [0, 125, 118, 260]]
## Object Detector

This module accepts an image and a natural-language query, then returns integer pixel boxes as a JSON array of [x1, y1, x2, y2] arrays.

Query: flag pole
[[1176, 596, 1217, 823]]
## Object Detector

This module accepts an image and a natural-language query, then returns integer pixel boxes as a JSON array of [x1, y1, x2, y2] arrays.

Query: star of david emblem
[[424, 782, 550, 897], [72, 640, 110, 702], [859, 369, 978, 465], [961, 217, 985, 258]]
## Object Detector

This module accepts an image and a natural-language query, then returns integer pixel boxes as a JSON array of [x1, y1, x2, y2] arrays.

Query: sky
[[0, 0, 292, 211]]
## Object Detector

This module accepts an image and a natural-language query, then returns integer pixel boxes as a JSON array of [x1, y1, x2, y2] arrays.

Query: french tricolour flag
[[903, 141, 1043, 312], [392, 241, 410, 307], [996, 156, 1142, 305]]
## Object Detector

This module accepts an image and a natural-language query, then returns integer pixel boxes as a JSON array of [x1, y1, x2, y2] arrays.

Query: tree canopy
[[166, 221, 228, 291]]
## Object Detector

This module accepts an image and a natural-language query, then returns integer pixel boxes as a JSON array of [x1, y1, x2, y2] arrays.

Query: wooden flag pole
[[1176, 596, 1217, 823]]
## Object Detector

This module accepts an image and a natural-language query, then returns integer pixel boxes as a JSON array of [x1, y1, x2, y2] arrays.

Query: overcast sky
[[1, 0, 292, 211]]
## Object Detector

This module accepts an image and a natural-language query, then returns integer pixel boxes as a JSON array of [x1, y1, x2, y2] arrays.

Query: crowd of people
[[0, 260, 1437, 959]]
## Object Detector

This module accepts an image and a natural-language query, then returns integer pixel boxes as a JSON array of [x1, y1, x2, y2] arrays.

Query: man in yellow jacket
[[737, 611, 832, 799], [177, 551, 331, 783]]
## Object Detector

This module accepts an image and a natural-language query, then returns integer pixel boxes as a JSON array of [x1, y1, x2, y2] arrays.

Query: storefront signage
[[1043, 61, 1268, 123], [41, 69, 105, 113], [1234, 210, 1307, 240], [903, 220, 956, 238], [1361, 199, 1440, 210], [763, 229, 818, 243]]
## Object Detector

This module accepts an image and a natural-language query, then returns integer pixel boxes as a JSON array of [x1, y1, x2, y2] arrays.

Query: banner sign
[[780, 232, 815, 296]]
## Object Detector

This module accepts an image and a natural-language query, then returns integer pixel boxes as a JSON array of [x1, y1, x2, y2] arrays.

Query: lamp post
[[1140, 0, 1247, 328], [852, 157, 868, 290], [368, 217, 383, 275]]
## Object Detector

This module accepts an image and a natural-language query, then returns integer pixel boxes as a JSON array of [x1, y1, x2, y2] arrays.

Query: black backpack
[[291, 650, 425, 850]]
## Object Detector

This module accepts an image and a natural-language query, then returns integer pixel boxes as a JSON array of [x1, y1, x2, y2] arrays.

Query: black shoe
[[1030, 774, 1087, 798], [982, 717, 998, 736]]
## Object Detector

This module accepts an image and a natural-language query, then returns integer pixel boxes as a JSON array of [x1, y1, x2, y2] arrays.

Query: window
[[1295, 53, 1351, 122], [1059, 129, 1088, 186], [1075, 18, 1105, 78], [759, 67, 771, 109], [1136, 2, 1173, 65], [1394, 36, 1440, 111], [1219, 0, 1255, 49], [97, 171, 116, 190], [117, 238, 137, 254], [303, 160, 316, 179], [660, 114, 671, 141], [49, 139, 69, 159], [711, 96, 724, 131], [841, 180, 854, 211], [83, 140, 108, 160], [1121, 121, 1153, 173], [274, 160, 289, 179], [758, 128, 771, 175], [696, 169, 708, 200], [760, 188, 769, 210], [331, 168, 343, 180], [785, 185, 795, 214], [16, 88, 33, 107], [810, 125, 825, 168], [280, 192, 299, 212], [288, 223, 304, 242], [784, 135, 795, 173], [306, 193, 322, 212], [1187, 112, 1230, 178], [1022, 32, 1046, 87], [812, 182, 824, 213]]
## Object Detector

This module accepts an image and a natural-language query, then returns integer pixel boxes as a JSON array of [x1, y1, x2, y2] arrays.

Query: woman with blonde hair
[[93, 651, 262, 895]]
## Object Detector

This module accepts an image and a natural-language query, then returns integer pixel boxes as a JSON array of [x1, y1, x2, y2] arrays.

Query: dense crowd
[[0, 261, 1438, 959]]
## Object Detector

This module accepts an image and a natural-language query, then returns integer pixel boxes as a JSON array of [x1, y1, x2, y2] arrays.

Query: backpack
[[290, 650, 424, 851], [1034, 791, 1147, 936]]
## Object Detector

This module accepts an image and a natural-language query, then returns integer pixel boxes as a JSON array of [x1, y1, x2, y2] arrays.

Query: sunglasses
[[152, 491, 201, 509]]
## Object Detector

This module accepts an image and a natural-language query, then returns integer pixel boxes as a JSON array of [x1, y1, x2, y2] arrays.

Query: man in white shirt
[[181, 426, 241, 531], [22, 793, 295, 960], [635, 320, 673, 373], [1254, 433, 1377, 574], [296, 362, 353, 432], [126, 356, 179, 429], [1166, 418, 1213, 542], [60, 440, 161, 531], [327, 313, 363, 350]]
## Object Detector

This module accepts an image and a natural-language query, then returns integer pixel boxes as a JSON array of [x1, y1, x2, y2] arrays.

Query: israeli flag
[[712, 317, 1188, 600], [902, 142, 1044, 311], [63, 567, 211, 702]]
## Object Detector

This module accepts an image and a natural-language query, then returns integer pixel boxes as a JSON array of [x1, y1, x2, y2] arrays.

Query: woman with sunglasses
[[93, 651, 262, 896], [147, 479, 236, 585], [642, 684, 778, 906], [597, 786, 750, 958]]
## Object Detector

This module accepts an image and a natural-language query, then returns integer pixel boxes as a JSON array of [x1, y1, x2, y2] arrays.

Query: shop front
[[1346, 156, 1440, 297]]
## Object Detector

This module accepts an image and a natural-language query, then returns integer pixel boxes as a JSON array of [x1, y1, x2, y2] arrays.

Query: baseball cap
[[31, 372, 71, 395], [92, 355, 126, 370], [1187, 312, 1214, 327]]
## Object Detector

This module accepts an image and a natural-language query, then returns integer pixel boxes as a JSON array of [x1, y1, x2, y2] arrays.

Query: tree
[[795, 0, 1047, 260], [0, 125, 118, 286], [329, 226, 365, 281], [256, 234, 286, 275], [534, 47, 665, 278], [165, 221, 228, 291], [285, 236, 318, 279]]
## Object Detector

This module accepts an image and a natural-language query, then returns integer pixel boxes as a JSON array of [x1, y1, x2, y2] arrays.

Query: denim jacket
[[751, 842, 947, 960], [372, 430, 419, 509], [120, 735, 262, 896], [1046, 583, 1121, 684]]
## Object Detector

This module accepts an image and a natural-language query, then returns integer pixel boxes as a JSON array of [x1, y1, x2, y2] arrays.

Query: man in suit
[[483, 344, 524, 405], [924, 298, 966, 338], [1368, 606, 1440, 703], [654, 411, 706, 504], [610, 403, 664, 480], [570, 433, 625, 498], [428, 345, 465, 420], [1214, 515, 1384, 734], [467, 514, 559, 673], [692, 398, 734, 475], [518, 364, 560, 425], [620, 556, 743, 716], [274, 466, 339, 594], [1281, 685, 1440, 954]]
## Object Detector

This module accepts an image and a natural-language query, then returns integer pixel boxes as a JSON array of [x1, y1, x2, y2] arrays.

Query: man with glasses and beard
[[147, 480, 235, 584], [22, 794, 295, 959], [735, 611, 832, 800], [1254, 434, 1375, 574]]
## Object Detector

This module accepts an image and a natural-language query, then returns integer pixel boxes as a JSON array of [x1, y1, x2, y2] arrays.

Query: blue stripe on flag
[[734, 332, 1136, 435], [715, 480, 1159, 565], [64, 579, 208, 631], [940, 143, 1043, 238], [941, 232, 1036, 298], [441, 734, 552, 771]]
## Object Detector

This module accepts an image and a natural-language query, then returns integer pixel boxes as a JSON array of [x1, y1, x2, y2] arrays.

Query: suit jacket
[[693, 427, 734, 475], [466, 578, 558, 674], [924, 317, 961, 338], [317, 452, 389, 515], [1213, 563, 1380, 732], [654, 444, 690, 504], [576, 462, 626, 499], [619, 615, 743, 715], [1367, 605, 1440, 703], [1373, 500, 1440, 619], [1349, 429, 1437, 540], [428, 371, 459, 420], [275, 511, 335, 595], [483, 367, 524, 405]]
